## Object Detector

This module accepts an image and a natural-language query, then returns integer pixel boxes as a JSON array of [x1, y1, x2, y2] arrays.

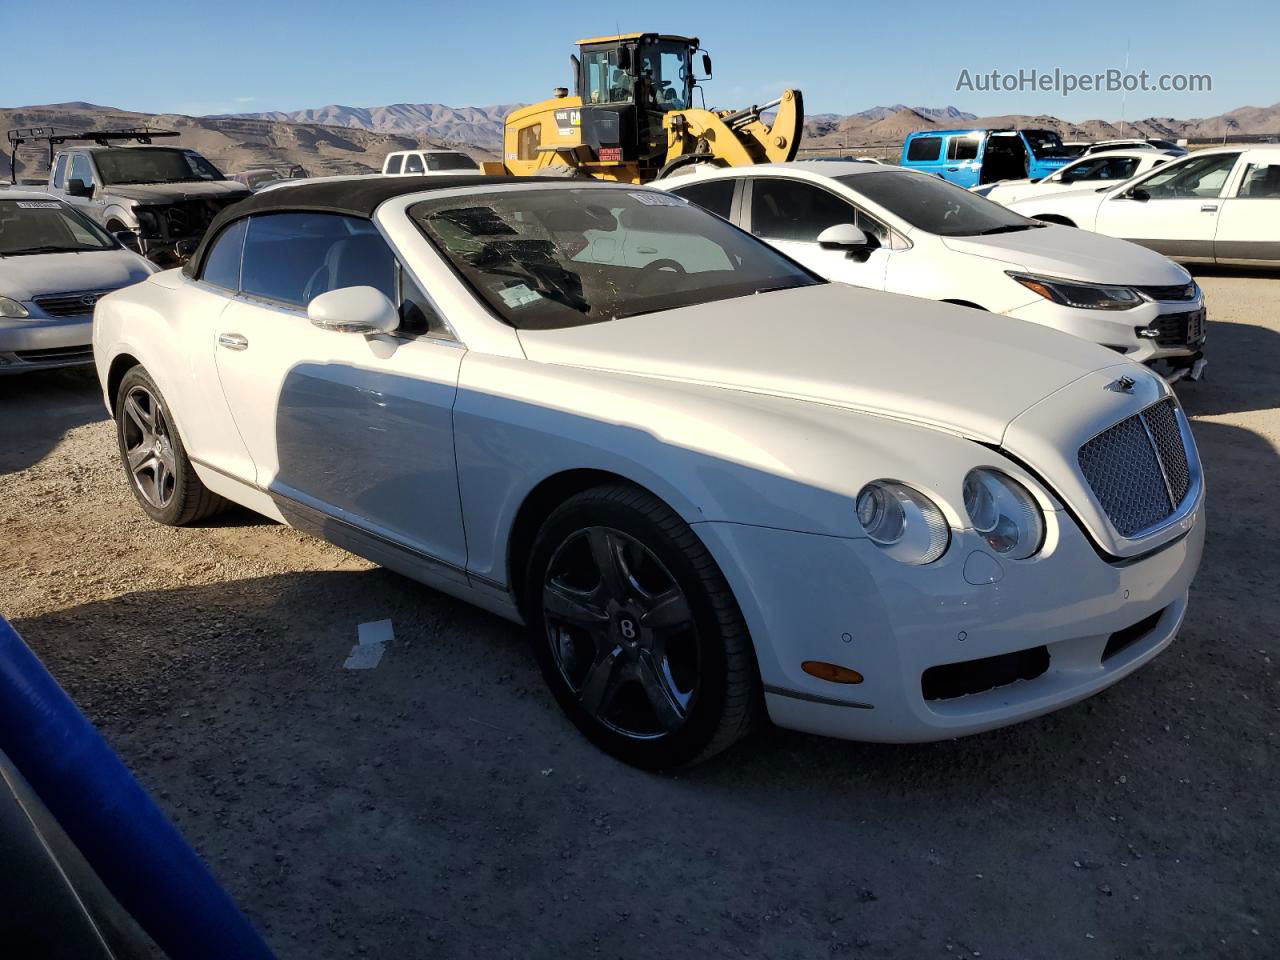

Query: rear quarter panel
[[92, 272, 227, 457]]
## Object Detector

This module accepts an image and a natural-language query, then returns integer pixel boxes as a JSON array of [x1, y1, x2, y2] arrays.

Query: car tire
[[525, 484, 760, 769], [114, 366, 225, 526]]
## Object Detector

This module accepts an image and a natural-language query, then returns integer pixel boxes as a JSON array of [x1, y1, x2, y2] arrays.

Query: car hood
[[104, 181, 251, 203], [517, 283, 1129, 444], [0, 249, 155, 300], [940, 224, 1188, 285]]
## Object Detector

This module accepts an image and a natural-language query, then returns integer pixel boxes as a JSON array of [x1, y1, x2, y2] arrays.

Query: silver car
[[0, 191, 156, 373]]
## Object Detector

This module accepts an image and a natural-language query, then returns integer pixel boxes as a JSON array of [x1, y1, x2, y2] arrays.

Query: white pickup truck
[[382, 149, 480, 174]]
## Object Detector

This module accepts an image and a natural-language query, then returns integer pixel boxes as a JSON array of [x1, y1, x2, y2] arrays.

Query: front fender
[[101, 203, 138, 229], [455, 353, 1049, 587]]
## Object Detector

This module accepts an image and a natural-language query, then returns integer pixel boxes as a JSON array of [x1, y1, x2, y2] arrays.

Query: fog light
[[1136, 326, 1161, 339], [802, 661, 864, 684]]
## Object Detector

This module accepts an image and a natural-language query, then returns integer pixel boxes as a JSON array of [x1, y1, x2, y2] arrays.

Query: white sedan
[[1, 191, 156, 373], [973, 149, 1177, 206], [659, 162, 1207, 379], [93, 176, 1204, 767], [1007, 145, 1280, 266]]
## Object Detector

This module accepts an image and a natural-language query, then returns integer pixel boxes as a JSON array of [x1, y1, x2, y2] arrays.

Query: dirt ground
[[1, 268, 1277, 959]]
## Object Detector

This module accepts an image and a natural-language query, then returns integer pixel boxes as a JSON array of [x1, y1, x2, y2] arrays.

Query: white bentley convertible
[[93, 177, 1205, 768]]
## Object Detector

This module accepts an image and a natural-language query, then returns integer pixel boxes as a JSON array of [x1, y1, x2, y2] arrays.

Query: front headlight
[[962, 469, 1045, 560], [0, 296, 30, 318], [855, 480, 950, 565], [1008, 271, 1142, 311]]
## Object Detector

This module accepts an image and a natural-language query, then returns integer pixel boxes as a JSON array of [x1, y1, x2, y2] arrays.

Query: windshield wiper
[[974, 223, 1043, 236], [0, 245, 88, 256]]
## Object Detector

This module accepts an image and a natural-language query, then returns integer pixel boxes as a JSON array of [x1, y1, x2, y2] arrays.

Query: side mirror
[[817, 223, 876, 260], [67, 178, 94, 198], [1129, 188, 1151, 202], [173, 239, 199, 261], [701, 53, 713, 77], [308, 286, 400, 336], [113, 230, 142, 254]]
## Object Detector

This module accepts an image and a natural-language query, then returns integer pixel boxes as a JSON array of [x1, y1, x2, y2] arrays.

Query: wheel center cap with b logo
[[614, 610, 640, 647]]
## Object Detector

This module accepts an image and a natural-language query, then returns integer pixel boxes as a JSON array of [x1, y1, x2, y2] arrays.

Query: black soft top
[[183, 174, 512, 278]]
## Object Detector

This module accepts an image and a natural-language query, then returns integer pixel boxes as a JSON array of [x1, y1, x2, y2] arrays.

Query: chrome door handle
[[1201, 204, 1219, 212], [217, 333, 248, 350]]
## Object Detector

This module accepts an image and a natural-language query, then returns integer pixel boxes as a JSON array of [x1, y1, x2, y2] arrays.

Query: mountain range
[[4, 99, 1277, 183], [213, 103, 523, 151], [0, 103, 476, 182], [222, 98, 1280, 155]]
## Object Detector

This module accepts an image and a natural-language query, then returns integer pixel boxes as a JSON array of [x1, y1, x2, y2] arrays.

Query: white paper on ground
[[343, 619, 393, 670]]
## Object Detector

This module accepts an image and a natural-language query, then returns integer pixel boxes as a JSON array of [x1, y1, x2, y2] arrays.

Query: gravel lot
[[2, 267, 1277, 959]]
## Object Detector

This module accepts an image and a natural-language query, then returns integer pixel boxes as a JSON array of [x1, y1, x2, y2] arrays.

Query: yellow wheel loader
[[499, 33, 803, 183]]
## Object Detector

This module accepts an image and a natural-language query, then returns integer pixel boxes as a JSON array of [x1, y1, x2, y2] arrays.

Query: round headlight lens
[[855, 480, 950, 565], [962, 469, 1045, 560], [0, 296, 30, 319]]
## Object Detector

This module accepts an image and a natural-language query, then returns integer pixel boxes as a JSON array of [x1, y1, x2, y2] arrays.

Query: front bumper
[[1004, 296, 1207, 366], [696, 506, 1204, 743], [0, 311, 94, 374]]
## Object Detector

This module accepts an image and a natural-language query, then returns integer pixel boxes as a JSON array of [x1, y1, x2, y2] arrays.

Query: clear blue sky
[[4, 0, 1275, 121]]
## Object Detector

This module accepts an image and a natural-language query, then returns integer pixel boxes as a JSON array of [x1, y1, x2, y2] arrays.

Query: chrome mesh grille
[[1141, 400, 1191, 503], [1078, 399, 1191, 537]]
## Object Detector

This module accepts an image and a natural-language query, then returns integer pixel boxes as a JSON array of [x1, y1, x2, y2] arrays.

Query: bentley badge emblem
[[1107, 375, 1137, 393]]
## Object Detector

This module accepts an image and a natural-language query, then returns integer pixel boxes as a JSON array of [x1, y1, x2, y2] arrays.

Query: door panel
[[1095, 152, 1241, 261], [209, 210, 468, 569], [172, 281, 256, 483], [1215, 160, 1280, 263], [214, 298, 469, 569]]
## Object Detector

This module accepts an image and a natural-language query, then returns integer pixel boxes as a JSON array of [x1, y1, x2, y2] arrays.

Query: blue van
[[900, 129, 1074, 187]]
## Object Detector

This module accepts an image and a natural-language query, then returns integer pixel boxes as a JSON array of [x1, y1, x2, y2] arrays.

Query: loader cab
[[573, 33, 707, 167]]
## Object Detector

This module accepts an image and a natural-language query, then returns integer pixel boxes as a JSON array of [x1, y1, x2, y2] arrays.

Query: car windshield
[[1023, 129, 1066, 157], [407, 187, 821, 329], [425, 153, 480, 172], [0, 198, 116, 255], [94, 148, 226, 185], [839, 171, 1040, 237]]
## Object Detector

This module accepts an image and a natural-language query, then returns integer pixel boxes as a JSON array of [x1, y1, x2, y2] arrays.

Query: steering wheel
[[636, 258, 687, 290]]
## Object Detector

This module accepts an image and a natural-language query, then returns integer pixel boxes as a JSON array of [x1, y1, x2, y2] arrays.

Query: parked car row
[[92, 176, 1205, 768]]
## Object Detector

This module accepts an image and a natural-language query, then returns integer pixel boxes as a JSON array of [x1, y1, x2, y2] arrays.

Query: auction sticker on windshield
[[630, 192, 685, 206]]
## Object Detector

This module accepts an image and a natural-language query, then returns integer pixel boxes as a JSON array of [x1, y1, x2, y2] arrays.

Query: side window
[[70, 154, 95, 187], [1103, 158, 1140, 180], [1062, 157, 1108, 181], [52, 155, 68, 189], [751, 179, 858, 242], [1139, 153, 1240, 200], [403, 153, 425, 174], [385, 155, 403, 174], [669, 179, 735, 219], [1237, 162, 1280, 198], [200, 219, 248, 290], [517, 124, 541, 162], [906, 137, 942, 163], [240, 212, 396, 308], [947, 137, 980, 162]]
